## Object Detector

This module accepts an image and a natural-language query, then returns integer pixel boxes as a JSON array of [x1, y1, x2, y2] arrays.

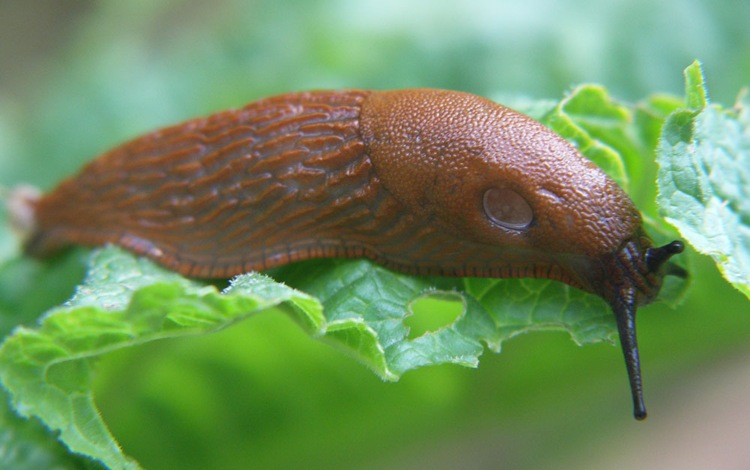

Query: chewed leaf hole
[[405, 292, 465, 339]]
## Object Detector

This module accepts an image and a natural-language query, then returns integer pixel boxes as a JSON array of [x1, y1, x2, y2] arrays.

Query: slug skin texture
[[24, 89, 685, 419]]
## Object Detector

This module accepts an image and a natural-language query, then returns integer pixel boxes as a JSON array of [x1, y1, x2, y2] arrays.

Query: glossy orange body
[[27, 89, 640, 284], [25, 89, 684, 419]]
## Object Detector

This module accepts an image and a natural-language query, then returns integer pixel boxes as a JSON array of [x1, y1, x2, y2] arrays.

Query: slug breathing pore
[[19, 88, 685, 419]]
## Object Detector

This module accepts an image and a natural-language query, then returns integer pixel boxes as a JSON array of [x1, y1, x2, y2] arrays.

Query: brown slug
[[21, 89, 685, 419]]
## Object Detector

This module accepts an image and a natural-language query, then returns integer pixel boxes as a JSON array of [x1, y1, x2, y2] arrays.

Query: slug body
[[24, 89, 684, 419]]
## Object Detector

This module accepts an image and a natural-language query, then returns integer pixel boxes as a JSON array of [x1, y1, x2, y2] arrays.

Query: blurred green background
[[1, 1, 749, 469]]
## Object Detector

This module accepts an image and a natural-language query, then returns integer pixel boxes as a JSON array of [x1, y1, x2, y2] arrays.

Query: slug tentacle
[[23, 88, 686, 419], [600, 236, 685, 419], [611, 283, 646, 420], [646, 240, 685, 274]]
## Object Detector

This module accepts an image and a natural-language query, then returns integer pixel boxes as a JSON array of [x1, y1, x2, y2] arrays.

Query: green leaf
[[541, 85, 631, 189], [0, 251, 88, 338], [0, 73, 697, 467], [657, 63, 750, 299], [541, 84, 682, 221], [4, 1, 750, 466], [684, 60, 709, 110], [0, 392, 100, 470], [0, 248, 324, 469], [0, 244, 620, 467], [273, 259, 616, 378]]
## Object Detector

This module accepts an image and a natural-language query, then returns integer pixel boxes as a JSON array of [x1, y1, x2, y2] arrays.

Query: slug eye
[[483, 187, 533, 230]]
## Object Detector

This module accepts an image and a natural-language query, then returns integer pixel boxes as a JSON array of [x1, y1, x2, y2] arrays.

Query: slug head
[[361, 89, 687, 419], [361, 89, 643, 260], [599, 235, 685, 420]]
